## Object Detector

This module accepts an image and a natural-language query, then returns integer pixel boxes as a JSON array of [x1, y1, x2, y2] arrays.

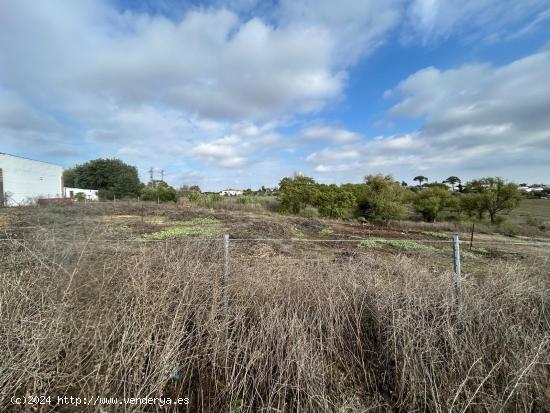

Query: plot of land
[[0, 203, 548, 412]]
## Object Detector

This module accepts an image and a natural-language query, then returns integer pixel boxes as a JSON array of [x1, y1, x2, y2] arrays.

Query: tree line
[[277, 174, 523, 224], [64, 158, 528, 225]]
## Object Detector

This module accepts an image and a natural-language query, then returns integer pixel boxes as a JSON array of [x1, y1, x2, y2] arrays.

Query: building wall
[[0, 153, 63, 206], [64, 187, 99, 201], [220, 190, 243, 196]]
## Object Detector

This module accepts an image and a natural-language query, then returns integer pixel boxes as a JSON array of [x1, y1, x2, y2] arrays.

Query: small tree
[[141, 181, 177, 203], [459, 193, 484, 219], [413, 187, 457, 222], [357, 174, 406, 222], [464, 178, 521, 224], [443, 176, 461, 191], [413, 176, 428, 186]]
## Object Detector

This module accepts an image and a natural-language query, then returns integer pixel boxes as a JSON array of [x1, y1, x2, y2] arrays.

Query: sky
[[1, 0, 550, 190]]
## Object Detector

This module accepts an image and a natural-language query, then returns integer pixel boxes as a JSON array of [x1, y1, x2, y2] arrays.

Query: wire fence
[[2, 231, 549, 311], [0, 236, 548, 246]]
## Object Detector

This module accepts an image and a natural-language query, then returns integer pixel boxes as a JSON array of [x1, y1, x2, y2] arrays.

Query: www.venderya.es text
[[11, 395, 189, 407]]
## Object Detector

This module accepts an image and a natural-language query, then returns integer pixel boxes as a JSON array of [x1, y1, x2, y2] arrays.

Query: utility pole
[[160, 169, 165, 182], [149, 167, 154, 184]]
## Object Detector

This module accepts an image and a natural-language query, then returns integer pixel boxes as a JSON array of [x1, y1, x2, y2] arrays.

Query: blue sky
[[1, 0, 550, 190]]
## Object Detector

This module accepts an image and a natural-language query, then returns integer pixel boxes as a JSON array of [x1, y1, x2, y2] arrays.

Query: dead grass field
[[0, 203, 549, 412]]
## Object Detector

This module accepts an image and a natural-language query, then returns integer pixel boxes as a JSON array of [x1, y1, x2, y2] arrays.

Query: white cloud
[[300, 125, 361, 143], [404, 0, 550, 44], [306, 148, 360, 163], [277, 0, 402, 64], [0, 3, 344, 122], [309, 49, 550, 182], [1, 0, 549, 188]]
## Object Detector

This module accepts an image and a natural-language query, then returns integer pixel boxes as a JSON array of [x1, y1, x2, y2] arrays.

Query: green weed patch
[[140, 216, 221, 240], [421, 231, 450, 239], [359, 238, 439, 252]]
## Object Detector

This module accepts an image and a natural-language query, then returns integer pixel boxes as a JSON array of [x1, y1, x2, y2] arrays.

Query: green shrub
[[412, 187, 457, 222], [498, 220, 519, 236], [359, 238, 438, 252], [319, 228, 334, 236], [357, 174, 407, 222], [421, 231, 449, 239], [300, 206, 320, 218]]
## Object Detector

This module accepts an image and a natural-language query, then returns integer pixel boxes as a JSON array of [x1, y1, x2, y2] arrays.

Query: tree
[[443, 176, 461, 191], [315, 184, 356, 219], [413, 176, 428, 186], [141, 181, 177, 203], [64, 159, 142, 199], [177, 185, 201, 198], [413, 187, 457, 222], [357, 174, 407, 222], [464, 177, 521, 224], [459, 193, 484, 219], [278, 175, 319, 214], [62, 169, 76, 187]]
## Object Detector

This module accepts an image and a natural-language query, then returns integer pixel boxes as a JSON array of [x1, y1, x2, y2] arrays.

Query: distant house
[[64, 187, 99, 201], [518, 184, 547, 193], [0, 153, 63, 206], [219, 189, 243, 196]]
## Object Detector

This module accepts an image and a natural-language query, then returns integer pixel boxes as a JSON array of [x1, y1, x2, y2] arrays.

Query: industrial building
[[0, 153, 64, 206]]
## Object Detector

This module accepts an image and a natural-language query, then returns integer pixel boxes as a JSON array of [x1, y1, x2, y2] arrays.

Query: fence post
[[452, 234, 462, 311], [469, 223, 475, 249], [223, 234, 229, 314]]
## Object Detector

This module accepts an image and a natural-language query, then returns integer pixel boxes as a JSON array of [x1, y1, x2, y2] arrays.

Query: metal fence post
[[223, 234, 229, 314], [452, 234, 462, 310]]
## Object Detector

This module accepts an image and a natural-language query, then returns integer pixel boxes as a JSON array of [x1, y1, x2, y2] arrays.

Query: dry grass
[[0, 241, 548, 411], [0, 205, 548, 412]]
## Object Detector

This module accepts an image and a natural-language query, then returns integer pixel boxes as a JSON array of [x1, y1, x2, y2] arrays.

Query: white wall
[[220, 190, 243, 196], [0, 153, 63, 206], [65, 187, 99, 201]]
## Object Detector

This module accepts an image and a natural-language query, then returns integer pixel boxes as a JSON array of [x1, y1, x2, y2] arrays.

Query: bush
[[498, 220, 519, 236], [299, 206, 320, 218], [140, 181, 177, 203], [357, 174, 407, 222], [412, 187, 457, 222], [278, 175, 318, 214]]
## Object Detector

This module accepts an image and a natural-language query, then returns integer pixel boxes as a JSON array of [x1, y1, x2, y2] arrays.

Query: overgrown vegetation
[[1, 217, 547, 412], [359, 238, 439, 251], [275, 173, 531, 232], [140, 217, 221, 240]]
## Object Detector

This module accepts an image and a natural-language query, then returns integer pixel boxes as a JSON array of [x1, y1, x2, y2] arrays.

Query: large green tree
[[357, 174, 407, 222], [316, 184, 356, 219], [464, 177, 521, 223], [413, 186, 457, 222], [63, 159, 142, 200], [278, 175, 319, 214]]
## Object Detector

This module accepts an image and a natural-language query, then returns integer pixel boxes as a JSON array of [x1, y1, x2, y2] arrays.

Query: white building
[[219, 189, 243, 196], [0, 153, 63, 206], [64, 187, 99, 201]]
